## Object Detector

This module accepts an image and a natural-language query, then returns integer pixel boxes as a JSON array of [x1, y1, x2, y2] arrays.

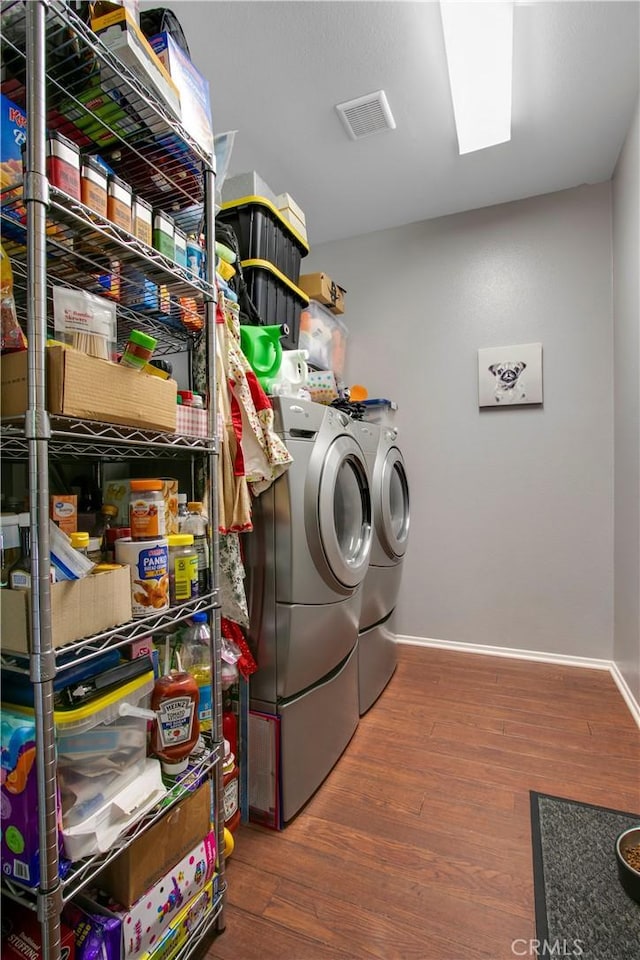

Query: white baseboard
[[395, 634, 640, 729]]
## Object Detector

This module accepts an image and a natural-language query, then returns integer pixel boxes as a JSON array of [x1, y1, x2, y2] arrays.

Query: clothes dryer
[[244, 397, 372, 822], [348, 419, 410, 713]]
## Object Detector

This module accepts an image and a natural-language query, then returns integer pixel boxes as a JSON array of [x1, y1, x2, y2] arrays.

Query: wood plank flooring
[[207, 644, 640, 960]]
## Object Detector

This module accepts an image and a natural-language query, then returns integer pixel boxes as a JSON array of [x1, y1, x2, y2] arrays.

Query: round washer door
[[316, 435, 372, 588], [378, 447, 410, 559]]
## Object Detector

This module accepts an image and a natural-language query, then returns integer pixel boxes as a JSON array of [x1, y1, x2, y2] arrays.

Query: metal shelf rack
[[0, 2, 224, 955]]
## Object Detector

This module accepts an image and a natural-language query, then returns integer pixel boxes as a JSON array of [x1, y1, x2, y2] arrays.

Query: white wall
[[306, 184, 614, 658], [612, 94, 640, 702]]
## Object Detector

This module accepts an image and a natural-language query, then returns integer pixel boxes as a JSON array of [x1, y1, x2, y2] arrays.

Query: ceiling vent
[[335, 90, 396, 140]]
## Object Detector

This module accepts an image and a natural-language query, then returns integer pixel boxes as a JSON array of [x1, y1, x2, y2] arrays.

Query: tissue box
[[306, 369, 338, 405]]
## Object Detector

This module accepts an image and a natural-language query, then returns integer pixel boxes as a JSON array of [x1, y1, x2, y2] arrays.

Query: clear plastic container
[[51, 671, 154, 828], [298, 299, 348, 377]]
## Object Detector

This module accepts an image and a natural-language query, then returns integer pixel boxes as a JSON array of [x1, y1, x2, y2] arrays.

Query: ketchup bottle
[[151, 672, 200, 776]]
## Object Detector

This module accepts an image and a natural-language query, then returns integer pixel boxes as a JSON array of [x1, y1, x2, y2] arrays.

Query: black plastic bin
[[242, 258, 309, 350], [218, 195, 309, 285]]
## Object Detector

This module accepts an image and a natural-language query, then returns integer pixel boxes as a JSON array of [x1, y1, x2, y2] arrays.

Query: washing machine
[[244, 397, 373, 823], [348, 419, 410, 713]]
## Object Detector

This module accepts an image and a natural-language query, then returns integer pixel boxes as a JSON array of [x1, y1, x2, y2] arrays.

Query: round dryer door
[[379, 447, 410, 559], [317, 435, 372, 588]]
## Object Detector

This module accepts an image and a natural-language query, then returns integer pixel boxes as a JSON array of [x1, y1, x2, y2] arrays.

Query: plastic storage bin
[[298, 299, 348, 378], [242, 258, 309, 351], [218, 195, 309, 284]]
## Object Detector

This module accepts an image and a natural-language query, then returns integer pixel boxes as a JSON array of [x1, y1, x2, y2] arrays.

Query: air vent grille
[[335, 90, 396, 140]]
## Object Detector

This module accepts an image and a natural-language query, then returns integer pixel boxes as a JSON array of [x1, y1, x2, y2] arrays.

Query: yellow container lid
[[167, 534, 195, 547]]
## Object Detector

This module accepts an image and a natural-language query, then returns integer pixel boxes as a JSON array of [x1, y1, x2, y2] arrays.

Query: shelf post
[[25, 2, 62, 956]]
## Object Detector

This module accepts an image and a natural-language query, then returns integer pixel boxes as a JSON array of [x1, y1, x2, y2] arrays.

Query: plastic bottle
[[181, 613, 212, 732], [150, 671, 200, 776], [182, 502, 210, 595], [223, 710, 238, 759], [223, 739, 240, 834]]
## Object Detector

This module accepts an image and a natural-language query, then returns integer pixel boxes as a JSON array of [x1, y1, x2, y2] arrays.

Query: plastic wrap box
[[97, 780, 212, 908], [218, 195, 309, 284], [298, 271, 346, 315], [0, 564, 132, 654], [242, 259, 309, 351], [221, 170, 278, 206], [298, 299, 348, 378], [149, 32, 213, 158], [0, 346, 178, 433]]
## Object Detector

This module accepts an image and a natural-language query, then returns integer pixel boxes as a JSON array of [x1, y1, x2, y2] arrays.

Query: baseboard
[[609, 661, 640, 729], [395, 634, 640, 729], [395, 634, 612, 670]]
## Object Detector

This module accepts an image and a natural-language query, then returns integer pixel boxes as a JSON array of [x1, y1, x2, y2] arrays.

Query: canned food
[[115, 537, 169, 617]]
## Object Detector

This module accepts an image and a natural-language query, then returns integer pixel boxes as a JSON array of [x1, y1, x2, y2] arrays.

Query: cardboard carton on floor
[[0, 346, 177, 433], [298, 271, 346, 314], [0, 565, 132, 654], [97, 781, 212, 907]]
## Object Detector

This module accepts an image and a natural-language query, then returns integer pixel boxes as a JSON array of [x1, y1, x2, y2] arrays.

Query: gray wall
[[306, 183, 614, 658], [612, 94, 640, 700]]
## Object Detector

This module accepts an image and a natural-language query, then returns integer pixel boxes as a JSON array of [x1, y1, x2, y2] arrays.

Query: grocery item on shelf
[[180, 613, 212, 731], [136, 879, 216, 960], [80, 155, 108, 216], [50, 493, 78, 535], [153, 209, 175, 259], [0, 707, 64, 887], [104, 525, 131, 563], [177, 493, 189, 529], [1, 241, 26, 354], [50, 520, 96, 580], [52, 286, 117, 361], [62, 899, 121, 960], [0, 93, 26, 194], [174, 225, 187, 267], [47, 131, 81, 200], [90, 503, 119, 560], [222, 740, 240, 834], [2, 901, 76, 959], [70, 531, 89, 555], [107, 173, 133, 231], [181, 503, 210, 594], [150, 670, 200, 775], [120, 329, 158, 371], [167, 533, 198, 605], [116, 536, 170, 617], [132, 193, 153, 245], [129, 479, 165, 540]]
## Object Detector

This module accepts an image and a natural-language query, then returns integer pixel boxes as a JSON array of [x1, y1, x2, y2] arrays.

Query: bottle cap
[[127, 329, 157, 351], [101, 503, 119, 517], [167, 533, 195, 546], [178, 390, 193, 405], [187, 502, 203, 512], [191, 612, 208, 623], [70, 532, 89, 547], [87, 537, 101, 552], [177, 493, 187, 504], [130, 479, 163, 491]]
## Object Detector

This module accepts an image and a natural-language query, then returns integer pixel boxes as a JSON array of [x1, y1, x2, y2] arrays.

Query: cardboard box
[[97, 781, 212, 907], [0, 565, 132, 654], [90, 7, 181, 120], [149, 32, 213, 157], [86, 831, 216, 960], [276, 192, 306, 226], [139, 880, 215, 960], [298, 272, 346, 315], [50, 494, 77, 535], [1, 346, 177, 433]]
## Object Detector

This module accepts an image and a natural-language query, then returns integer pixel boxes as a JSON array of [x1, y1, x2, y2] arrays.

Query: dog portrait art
[[478, 344, 543, 408]]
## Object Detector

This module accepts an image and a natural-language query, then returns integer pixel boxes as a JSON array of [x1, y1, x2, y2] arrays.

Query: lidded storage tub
[[241, 258, 309, 351], [217, 195, 309, 285], [298, 298, 348, 378]]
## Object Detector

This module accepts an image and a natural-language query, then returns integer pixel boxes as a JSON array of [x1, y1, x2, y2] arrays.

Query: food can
[[116, 537, 169, 617]]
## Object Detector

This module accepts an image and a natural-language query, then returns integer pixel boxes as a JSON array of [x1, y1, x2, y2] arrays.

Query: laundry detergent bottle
[[239, 324, 286, 392]]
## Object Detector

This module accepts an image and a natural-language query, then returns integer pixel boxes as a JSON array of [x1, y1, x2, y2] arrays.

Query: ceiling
[[152, 1, 640, 246]]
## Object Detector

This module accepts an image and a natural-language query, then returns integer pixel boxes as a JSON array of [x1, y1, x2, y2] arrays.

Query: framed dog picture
[[478, 343, 543, 407]]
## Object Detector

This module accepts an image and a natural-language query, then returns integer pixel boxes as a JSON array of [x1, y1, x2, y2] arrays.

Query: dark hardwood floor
[[207, 643, 640, 960]]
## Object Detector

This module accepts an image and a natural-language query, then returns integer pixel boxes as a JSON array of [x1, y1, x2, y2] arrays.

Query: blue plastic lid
[[191, 612, 209, 623]]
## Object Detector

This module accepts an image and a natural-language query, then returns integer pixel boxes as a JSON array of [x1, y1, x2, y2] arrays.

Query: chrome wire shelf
[[1, 741, 222, 909], [1, 415, 218, 461], [7, 257, 196, 356], [172, 887, 226, 960], [1, 590, 221, 676]]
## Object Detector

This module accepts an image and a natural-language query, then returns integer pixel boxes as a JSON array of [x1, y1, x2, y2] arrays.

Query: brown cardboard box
[[1, 346, 177, 432], [298, 272, 346, 315], [97, 781, 212, 907], [0, 565, 132, 654]]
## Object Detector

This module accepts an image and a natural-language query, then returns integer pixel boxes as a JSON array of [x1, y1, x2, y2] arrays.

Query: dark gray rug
[[530, 792, 640, 960]]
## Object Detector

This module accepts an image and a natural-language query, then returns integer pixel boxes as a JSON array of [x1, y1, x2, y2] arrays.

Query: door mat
[[530, 792, 640, 960]]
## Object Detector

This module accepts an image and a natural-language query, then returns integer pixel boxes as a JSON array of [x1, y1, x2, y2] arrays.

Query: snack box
[[148, 32, 213, 158], [0, 94, 26, 190], [141, 879, 216, 960]]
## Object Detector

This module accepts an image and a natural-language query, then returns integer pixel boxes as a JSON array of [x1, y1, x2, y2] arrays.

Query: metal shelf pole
[[25, 2, 62, 956], [203, 164, 226, 931]]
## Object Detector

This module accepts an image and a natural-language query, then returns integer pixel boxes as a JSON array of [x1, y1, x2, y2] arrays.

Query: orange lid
[[187, 502, 203, 512], [350, 384, 368, 402], [130, 479, 163, 491]]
